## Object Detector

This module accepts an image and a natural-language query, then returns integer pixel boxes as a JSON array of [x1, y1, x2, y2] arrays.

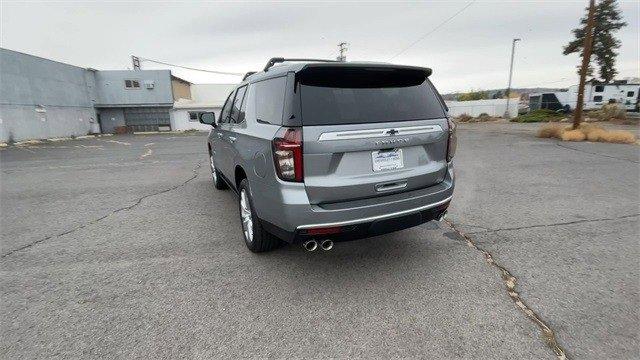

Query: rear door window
[[254, 77, 286, 125], [298, 67, 445, 126]]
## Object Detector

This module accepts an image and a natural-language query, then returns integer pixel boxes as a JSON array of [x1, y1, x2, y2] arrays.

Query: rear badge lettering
[[374, 138, 410, 146]]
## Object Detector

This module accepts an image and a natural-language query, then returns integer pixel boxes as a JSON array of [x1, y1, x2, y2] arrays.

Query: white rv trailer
[[529, 80, 639, 112]]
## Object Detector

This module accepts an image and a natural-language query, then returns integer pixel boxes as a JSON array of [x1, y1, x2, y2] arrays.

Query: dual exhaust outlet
[[302, 211, 447, 252], [303, 239, 333, 252]]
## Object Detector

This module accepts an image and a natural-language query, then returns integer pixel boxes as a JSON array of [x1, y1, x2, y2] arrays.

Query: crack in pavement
[[1, 161, 203, 259], [556, 142, 639, 164], [465, 213, 640, 235], [443, 219, 569, 360]]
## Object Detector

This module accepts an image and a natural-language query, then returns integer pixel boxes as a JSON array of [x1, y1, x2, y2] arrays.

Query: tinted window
[[593, 95, 603, 102], [230, 86, 247, 124], [219, 91, 235, 123], [254, 77, 286, 125], [627, 91, 635, 97], [299, 67, 445, 125], [594, 85, 604, 92]]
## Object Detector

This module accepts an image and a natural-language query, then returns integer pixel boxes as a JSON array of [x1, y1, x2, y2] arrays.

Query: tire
[[209, 153, 227, 190], [238, 178, 281, 252]]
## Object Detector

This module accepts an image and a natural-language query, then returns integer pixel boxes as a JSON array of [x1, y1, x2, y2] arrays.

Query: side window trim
[[229, 85, 248, 124], [234, 85, 250, 125], [219, 90, 236, 124]]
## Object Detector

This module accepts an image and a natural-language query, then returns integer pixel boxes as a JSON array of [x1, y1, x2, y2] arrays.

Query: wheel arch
[[235, 165, 247, 191]]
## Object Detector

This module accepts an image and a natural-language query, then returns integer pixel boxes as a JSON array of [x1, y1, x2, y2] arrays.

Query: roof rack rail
[[242, 71, 257, 81], [263, 57, 339, 72]]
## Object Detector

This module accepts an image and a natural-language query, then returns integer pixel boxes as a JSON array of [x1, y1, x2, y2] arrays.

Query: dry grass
[[561, 129, 586, 141], [599, 130, 637, 144], [594, 103, 627, 121], [454, 113, 500, 123], [586, 128, 607, 142], [537, 123, 564, 139], [537, 122, 637, 144], [476, 113, 499, 122], [455, 114, 473, 123]]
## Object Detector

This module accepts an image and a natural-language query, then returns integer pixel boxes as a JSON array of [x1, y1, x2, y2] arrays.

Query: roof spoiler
[[263, 57, 339, 72]]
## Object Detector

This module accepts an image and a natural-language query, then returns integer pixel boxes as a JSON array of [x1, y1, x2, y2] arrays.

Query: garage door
[[123, 107, 171, 132]]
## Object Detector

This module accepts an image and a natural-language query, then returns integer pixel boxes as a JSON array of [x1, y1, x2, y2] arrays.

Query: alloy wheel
[[240, 189, 254, 243], [210, 155, 217, 183]]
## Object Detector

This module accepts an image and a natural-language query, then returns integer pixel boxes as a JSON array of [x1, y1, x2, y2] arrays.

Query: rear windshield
[[298, 67, 445, 126]]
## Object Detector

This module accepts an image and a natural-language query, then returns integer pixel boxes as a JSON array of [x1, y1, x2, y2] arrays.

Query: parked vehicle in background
[[199, 58, 455, 253], [529, 79, 639, 112]]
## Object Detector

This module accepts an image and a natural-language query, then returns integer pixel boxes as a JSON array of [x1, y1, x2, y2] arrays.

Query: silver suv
[[199, 58, 456, 253]]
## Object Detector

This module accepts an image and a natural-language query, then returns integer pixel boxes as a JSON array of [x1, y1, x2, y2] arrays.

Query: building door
[[123, 107, 171, 132]]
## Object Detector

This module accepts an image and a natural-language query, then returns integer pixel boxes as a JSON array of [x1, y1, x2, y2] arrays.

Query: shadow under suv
[[199, 58, 456, 252]]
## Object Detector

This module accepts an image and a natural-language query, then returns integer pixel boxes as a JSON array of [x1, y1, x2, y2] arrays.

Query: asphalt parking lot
[[1, 123, 638, 359]]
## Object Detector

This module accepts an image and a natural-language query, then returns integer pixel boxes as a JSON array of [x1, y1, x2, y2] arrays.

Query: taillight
[[272, 127, 303, 182], [446, 118, 457, 162]]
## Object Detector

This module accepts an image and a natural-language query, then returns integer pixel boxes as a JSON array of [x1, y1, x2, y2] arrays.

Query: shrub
[[456, 114, 473, 123], [586, 128, 607, 142], [595, 103, 627, 121], [536, 122, 636, 144], [537, 123, 564, 138], [512, 109, 565, 123], [561, 129, 586, 141], [476, 113, 492, 121], [600, 130, 636, 144]]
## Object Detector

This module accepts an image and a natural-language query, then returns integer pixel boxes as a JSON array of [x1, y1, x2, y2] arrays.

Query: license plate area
[[372, 148, 404, 172]]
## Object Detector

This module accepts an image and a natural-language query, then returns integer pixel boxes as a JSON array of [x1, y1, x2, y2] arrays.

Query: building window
[[188, 112, 199, 122], [627, 91, 635, 97], [125, 80, 141, 89], [594, 85, 604, 92], [593, 95, 603, 102]]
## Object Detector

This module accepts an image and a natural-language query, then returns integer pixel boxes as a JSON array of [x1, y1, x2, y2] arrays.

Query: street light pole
[[504, 38, 521, 119]]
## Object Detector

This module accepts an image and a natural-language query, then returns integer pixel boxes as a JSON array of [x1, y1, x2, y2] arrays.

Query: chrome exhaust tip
[[437, 211, 447, 222], [320, 239, 334, 251], [303, 240, 318, 252]]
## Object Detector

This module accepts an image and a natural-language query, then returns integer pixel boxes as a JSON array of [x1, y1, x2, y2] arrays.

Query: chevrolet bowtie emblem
[[386, 129, 399, 136]]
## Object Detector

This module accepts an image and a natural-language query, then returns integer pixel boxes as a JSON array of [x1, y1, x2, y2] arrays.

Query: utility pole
[[337, 42, 348, 62], [131, 55, 141, 70], [573, 0, 596, 129], [504, 38, 521, 119]]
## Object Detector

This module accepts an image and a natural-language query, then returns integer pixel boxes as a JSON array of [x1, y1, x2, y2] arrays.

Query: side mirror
[[199, 112, 216, 127]]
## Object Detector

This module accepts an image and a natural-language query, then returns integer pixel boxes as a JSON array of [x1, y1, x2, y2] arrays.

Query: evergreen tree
[[563, 0, 627, 82]]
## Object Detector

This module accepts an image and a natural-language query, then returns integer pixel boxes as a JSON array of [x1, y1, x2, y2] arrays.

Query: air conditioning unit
[[145, 81, 155, 89]]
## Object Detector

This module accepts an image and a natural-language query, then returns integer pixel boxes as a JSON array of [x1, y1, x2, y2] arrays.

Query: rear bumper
[[259, 165, 454, 244]]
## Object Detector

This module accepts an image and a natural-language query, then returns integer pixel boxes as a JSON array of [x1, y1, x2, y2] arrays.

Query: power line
[[518, 78, 572, 88], [386, 1, 476, 62], [137, 56, 244, 76]]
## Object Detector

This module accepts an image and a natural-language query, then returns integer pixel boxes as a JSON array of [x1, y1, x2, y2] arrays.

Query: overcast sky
[[1, 1, 638, 93]]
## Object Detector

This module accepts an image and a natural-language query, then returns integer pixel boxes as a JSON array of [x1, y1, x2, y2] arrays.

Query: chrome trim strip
[[318, 124, 443, 141], [296, 195, 452, 230]]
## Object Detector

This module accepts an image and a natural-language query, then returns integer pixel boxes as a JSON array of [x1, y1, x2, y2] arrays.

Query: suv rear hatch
[[298, 66, 450, 205]]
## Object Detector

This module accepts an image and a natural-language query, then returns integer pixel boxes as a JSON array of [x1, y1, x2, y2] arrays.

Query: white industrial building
[[170, 84, 236, 131]]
